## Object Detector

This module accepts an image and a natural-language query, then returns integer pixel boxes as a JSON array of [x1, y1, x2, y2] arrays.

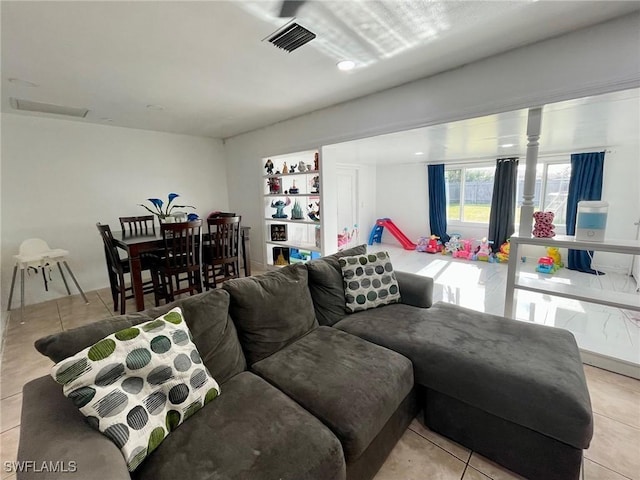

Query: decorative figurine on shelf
[[307, 201, 320, 222], [313, 152, 319, 171], [310, 175, 320, 194], [289, 181, 299, 194], [289, 164, 297, 173], [267, 177, 281, 194], [271, 197, 291, 218], [291, 200, 304, 219], [264, 159, 274, 175], [282, 162, 289, 174], [298, 161, 307, 172]]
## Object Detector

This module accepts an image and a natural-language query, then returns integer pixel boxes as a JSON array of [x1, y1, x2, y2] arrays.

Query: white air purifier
[[576, 201, 608, 242]]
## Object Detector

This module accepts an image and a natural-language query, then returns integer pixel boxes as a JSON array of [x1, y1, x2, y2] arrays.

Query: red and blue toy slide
[[368, 218, 417, 250]]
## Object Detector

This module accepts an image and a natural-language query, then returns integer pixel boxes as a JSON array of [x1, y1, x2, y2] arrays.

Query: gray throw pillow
[[307, 244, 368, 326], [223, 263, 317, 364], [339, 251, 401, 312]]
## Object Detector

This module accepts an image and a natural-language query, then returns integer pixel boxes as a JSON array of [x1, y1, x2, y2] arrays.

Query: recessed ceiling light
[[414, 152, 424, 156], [8, 78, 39, 87], [501, 143, 514, 148], [146, 104, 165, 111], [337, 60, 355, 71]]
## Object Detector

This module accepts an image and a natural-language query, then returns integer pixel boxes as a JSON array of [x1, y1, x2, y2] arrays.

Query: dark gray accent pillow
[[340, 251, 401, 312], [36, 290, 246, 385], [307, 244, 367, 326], [223, 263, 317, 365]]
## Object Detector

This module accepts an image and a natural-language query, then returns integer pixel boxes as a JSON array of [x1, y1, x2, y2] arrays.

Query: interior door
[[336, 166, 359, 250]]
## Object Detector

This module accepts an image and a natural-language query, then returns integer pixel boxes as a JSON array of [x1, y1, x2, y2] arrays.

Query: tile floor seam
[[593, 411, 640, 432], [587, 458, 636, 480], [407, 424, 471, 463]]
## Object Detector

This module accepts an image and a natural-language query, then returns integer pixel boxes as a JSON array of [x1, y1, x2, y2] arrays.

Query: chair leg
[[57, 262, 72, 295], [62, 261, 89, 304], [7, 265, 18, 311]]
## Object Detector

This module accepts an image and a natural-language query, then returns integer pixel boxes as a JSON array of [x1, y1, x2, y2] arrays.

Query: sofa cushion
[[252, 326, 413, 461], [51, 307, 221, 471], [307, 244, 367, 326], [36, 290, 246, 385], [334, 301, 593, 450], [135, 371, 346, 480], [223, 263, 317, 364], [340, 251, 400, 312]]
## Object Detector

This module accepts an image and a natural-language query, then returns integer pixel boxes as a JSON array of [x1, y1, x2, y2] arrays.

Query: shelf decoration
[[282, 162, 289, 174], [271, 197, 291, 218], [289, 180, 299, 194], [307, 201, 320, 222], [273, 247, 290, 266], [267, 177, 281, 194], [264, 159, 274, 175], [310, 175, 320, 194], [270, 224, 288, 241], [291, 200, 304, 220]]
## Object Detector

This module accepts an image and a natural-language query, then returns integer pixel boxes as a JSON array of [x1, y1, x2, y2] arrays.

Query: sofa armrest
[[396, 271, 433, 308], [17, 376, 130, 480]]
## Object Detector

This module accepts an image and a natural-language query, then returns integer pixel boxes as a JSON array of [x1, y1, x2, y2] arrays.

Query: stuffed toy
[[496, 240, 510, 263], [532, 211, 556, 238]]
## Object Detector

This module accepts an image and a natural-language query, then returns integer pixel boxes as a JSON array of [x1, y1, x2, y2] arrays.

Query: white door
[[336, 166, 359, 250]]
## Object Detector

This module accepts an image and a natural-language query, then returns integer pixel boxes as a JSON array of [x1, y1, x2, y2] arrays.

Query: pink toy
[[532, 211, 556, 238], [453, 239, 473, 259], [474, 237, 494, 262]]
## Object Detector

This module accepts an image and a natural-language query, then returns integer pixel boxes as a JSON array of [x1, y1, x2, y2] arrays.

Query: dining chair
[[119, 215, 156, 236], [208, 211, 237, 218], [152, 220, 203, 305], [203, 216, 241, 290], [96, 223, 154, 314]]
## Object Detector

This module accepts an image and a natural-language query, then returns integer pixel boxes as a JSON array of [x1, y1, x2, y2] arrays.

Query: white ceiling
[[323, 88, 640, 164], [2, 1, 639, 139]]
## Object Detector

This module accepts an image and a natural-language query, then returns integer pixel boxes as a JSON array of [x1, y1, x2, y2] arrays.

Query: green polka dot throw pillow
[[339, 251, 401, 313], [50, 307, 220, 472]]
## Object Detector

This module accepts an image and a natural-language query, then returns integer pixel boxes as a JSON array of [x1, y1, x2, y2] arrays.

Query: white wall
[[1, 114, 227, 318], [224, 13, 640, 266]]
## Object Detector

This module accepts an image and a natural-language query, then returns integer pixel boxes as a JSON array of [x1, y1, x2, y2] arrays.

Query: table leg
[[504, 241, 519, 318], [129, 255, 145, 311]]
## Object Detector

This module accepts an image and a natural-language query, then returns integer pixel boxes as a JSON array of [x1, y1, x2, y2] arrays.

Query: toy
[[417, 235, 442, 253], [298, 161, 307, 173], [338, 225, 359, 250], [310, 175, 320, 194], [264, 159, 274, 175], [289, 164, 297, 173], [267, 176, 281, 194], [307, 201, 320, 222], [495, 240, 510, 263], [289, 180, 299, 194], [282, 162, 289, 174], [314, 152, 319, 171], [475, 237, 494, 261], [453, 239, 474, 259], [536, 256, 556, 274], [291, 200, 304, 219], [444, 234, 461, 255], [271, 197, 291, 218], [532, 211, 556, 238], [546, 247, 563, 268]]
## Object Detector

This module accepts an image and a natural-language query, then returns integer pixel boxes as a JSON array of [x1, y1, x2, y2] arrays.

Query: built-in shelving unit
[[504, 234, 640, 317], [262, 149, 324, 267]]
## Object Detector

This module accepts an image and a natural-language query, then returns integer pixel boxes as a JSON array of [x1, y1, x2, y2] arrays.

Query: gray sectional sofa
[[19, 245, 593, 480]]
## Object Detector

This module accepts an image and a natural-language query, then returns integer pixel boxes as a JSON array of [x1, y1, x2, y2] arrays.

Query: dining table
[[113, 226, 251, 311]]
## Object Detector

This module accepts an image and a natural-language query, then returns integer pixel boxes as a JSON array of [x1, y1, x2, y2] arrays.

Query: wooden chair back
[[203, 216, 241, 288], [119, 215, 156, 236], [96, 223, 123, 275], [160, 220, 202, 273]]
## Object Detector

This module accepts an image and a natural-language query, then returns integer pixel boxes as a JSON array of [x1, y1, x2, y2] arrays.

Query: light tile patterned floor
[[1, 266, 639, 480]]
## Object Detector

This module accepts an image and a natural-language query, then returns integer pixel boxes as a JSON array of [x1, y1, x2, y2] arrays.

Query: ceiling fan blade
[[279, 0, 305, 18]]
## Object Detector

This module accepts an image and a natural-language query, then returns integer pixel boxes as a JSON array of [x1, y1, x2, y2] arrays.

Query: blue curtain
[[566, 151, 605, 274], [488, 157, 519, 252], [427, 164, 450, 243]]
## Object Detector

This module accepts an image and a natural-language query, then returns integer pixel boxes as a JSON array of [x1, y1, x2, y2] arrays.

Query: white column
[[518, 107, 543, 236]]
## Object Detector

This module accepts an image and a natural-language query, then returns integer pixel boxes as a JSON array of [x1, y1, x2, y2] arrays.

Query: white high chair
[[7, 238, 89, 322]]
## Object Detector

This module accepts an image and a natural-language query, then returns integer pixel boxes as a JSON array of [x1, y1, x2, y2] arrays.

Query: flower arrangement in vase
[[139, 193, 198, 223]]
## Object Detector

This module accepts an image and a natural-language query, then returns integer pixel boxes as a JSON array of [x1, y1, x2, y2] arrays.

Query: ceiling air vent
[[10, 98, 89, 118], [267, 22, 316, 53]]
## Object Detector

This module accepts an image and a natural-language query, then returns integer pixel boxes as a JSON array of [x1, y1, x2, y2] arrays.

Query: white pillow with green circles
[[51, 307, 221, 471], [339, 251, 401, 313]]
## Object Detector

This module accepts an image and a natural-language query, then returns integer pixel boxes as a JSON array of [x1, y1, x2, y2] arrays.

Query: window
[[446, 159, 570, 226], [515, 160, 571, 225], [445, 166, 495, 224]]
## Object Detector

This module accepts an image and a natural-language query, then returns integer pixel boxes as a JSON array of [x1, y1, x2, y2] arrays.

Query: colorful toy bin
[[576, 201, 608, 242]]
